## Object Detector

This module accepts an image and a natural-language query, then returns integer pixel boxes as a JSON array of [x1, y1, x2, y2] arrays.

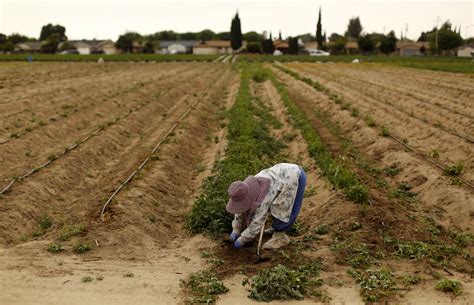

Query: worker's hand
[[234, 239, 244, 249], [230, 232, 240, 243]]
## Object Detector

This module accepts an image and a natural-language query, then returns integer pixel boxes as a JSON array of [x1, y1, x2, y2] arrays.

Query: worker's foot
[[264, 227, 274, 235], [262, 232, 290, 250]]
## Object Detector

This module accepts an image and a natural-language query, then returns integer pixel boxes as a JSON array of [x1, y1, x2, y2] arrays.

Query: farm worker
[[226, 163, 306, 250]]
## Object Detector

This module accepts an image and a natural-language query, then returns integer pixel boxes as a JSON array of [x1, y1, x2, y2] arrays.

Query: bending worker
[[226, 163, 307, 250]]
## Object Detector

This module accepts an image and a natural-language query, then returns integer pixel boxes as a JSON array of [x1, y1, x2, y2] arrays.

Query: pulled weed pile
[[243, 261, 325, 302]]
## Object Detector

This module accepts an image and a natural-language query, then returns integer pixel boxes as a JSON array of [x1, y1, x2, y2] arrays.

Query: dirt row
[[293, 63, 474, 126], [0, 63, 229, 246], [0, 64, 216, 187], [307, 62, 474, 101], [286, 63, 474, 182], [272, 66, 473, 232], [0, 63, 239, 305], [0, 63, 197, 135], [0, 62, 131, 96]]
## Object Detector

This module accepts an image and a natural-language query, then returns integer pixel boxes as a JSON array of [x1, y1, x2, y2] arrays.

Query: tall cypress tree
[[230, 13, 242, 50], [316, 7, 323, 49], [279, 31, 282, 40]]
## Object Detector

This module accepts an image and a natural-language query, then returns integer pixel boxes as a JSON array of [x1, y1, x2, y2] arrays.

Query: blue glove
[[234, 239, 243, 249], [230, 232, 240, 243]]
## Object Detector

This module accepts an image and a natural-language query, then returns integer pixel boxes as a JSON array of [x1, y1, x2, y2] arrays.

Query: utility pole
[[434, 16, 441, 54]]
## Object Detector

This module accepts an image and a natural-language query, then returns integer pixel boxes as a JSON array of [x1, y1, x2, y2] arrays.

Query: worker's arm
[[238, 202, 270, 244], [231, 214, 244, 233]]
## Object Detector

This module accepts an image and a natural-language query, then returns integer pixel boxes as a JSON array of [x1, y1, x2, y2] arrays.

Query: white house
[[193, 40, 233, 55], [458, 43, 474, 57], [159, 40, 197, 54], [62, 40, 117, 55], [15, 41, 42, 53]]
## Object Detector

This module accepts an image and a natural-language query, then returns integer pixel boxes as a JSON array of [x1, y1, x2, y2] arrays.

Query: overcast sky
[[0, 0, 472, 40]]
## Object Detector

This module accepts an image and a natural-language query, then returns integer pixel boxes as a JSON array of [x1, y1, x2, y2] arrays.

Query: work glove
[[230, 232, 240, 243], [234, 238, 244, 249]]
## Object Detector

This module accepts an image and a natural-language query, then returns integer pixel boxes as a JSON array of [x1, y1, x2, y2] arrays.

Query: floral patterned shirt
[[232, 163, 302, 244]]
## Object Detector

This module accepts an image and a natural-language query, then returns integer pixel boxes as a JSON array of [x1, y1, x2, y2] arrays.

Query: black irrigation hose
[[98, 80, 216, 220], [0, 87, 174, 195], [275, 64, 474, 190]]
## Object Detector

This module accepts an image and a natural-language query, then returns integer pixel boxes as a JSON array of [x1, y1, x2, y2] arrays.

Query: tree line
[[0, 11, 469, 55]]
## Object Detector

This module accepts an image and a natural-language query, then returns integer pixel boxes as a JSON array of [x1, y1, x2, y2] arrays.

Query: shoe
[[262, 232, 290, 250]]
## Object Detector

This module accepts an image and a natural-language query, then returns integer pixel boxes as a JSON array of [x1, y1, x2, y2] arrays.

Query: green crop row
[[186, 63, 283, 236], [0, 53, 219, 62], [266, 67, 369, 204]]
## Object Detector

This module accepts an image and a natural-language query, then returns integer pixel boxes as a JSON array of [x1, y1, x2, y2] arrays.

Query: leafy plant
[[435, 279, 462, 295], [428, 149, 440, 159], [123, 272, 134, 278], [182, 270, 228, 304], [73, 243, 92, 254], [380, 126, 390, 137], [444, 162, 464, 176], [394, 241, 428, 259], [243, 263, 323, 301], [365, 115, 376, 127], [47, 243, 64, 253], [82, 276, 93, 283], [348, 268, 397, 302], [59, 224, 85, 241]]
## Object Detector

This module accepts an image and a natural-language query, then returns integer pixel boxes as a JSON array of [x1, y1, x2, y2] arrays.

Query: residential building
[[193, 40, 233, 55], [458, 43, 474, 57], [396, 42, 429, 56], [159, 40, 197, 54], [15, 41, 42, 53]]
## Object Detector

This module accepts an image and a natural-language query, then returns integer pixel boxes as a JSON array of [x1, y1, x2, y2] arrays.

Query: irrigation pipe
[[99, 89, 208, 221], [275, 64, 474, 190], [0, 88, 174, 195]]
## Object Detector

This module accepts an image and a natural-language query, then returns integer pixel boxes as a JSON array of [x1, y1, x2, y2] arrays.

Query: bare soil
[[0, 62, 239, 304]]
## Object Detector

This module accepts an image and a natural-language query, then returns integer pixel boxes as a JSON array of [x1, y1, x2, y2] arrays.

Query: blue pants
[[272, 167, 306, 232]]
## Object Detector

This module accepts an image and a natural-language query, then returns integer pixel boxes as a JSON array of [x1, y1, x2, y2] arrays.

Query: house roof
[[69, 40, 114, 48], [194, 40, 231, 48], [159, 40, 198, 48], [274, 40, 289, 48], [396, 41, 429, 49], [15, 41, 42, 50], [346, 41, 358, 49], [459, 43, 474, 50]]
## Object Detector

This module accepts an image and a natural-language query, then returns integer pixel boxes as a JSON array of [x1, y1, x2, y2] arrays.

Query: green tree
[[7, 33, 33, 44], [198, 29, 215, 41], [278, 31, 282, 40], [329, 33, 344, 42], [316, 7, 323, 48], [179, 32, 198, 40], [230, 13, 243, 50], [288, 37, 299, 54], [116, 32, 142, 53], [243, 31, 263, 42], [297, 33, 315, 43], [39, 23, 67, 41], [142, 41, 156, 53], [379, 31, 397, 54], [345, 17, 363, 38], [429, 21, 463, 53], [246, 42, 262, 53], [262, 39, 275, 54], [329, 36, 348, 55], [59, 41, 75, 51], [216, 32, 231, 40], [40, 33, 60, 53], [357, 34, 376, 53], [0, 33, 6, 45]]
